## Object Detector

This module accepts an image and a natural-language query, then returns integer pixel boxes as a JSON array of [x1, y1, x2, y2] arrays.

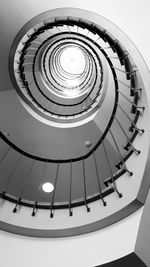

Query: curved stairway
[[0, 8, 149, 237]]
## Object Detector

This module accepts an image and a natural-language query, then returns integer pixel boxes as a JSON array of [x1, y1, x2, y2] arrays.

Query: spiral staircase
[[0, 3, 150, 267]]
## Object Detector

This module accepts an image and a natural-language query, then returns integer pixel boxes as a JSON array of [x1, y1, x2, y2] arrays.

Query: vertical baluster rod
[[82, 159, 90, 212], [0, 146, 11, 166], [93, 151, 107, 206], [13, 159, 35, 213], [117, 79, 142, 94], [69, 161, 73, 216], [115, 117, 141, 154], [118, 103, 144, 133], [103, 142, 122, 198], [2, 154, 22, 196], [119, 90, 145, 111], [50, 162, 60, 218], [109, 129, 133, 176], [32, 162, 47, 216]]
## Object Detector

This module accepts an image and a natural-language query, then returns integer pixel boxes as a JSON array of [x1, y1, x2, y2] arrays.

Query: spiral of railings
[[0, 9, 146, 227]]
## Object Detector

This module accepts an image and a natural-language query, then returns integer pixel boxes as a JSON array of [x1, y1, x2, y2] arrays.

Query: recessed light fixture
[[42, 182, 54, 193]]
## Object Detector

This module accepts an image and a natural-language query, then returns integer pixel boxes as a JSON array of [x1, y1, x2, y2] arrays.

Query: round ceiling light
[[42, 182, 54, 193]]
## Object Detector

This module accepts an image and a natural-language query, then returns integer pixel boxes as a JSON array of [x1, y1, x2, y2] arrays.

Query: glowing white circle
[[42, 182, 54, 193], [60, 47, 86, 75]]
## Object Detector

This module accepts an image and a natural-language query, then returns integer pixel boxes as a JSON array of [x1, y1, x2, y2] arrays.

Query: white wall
[[135, 188, 150, 266], [0, 209, 143, 267], [0, 0, 150, 266]]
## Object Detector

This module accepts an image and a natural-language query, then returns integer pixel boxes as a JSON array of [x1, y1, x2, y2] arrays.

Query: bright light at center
[[42, 182, 54, 193], [60, 46, 86, 75]]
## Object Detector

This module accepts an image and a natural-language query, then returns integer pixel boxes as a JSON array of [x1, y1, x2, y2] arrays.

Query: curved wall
[[0, 0, 150, 266]]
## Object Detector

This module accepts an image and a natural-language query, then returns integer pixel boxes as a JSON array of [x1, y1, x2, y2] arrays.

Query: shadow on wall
[[95, 253, 147, 267]]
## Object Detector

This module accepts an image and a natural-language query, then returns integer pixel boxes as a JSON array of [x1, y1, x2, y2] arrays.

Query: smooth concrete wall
[[135, 188, 150, 266], [0, 209, 143, 267], [0, 0, 150, 266]]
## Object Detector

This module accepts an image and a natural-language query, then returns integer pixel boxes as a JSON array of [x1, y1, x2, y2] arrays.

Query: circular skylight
[[60, 46, 86, 75]]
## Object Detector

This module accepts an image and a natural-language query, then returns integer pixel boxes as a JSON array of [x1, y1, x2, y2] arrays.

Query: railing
[[2, 16, 145, 218]]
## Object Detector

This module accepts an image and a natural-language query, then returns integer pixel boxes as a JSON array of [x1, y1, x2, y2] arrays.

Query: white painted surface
[[0, 208, 143, 267], [0, 0, 149, 266], [135, 188, 150, 266]]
